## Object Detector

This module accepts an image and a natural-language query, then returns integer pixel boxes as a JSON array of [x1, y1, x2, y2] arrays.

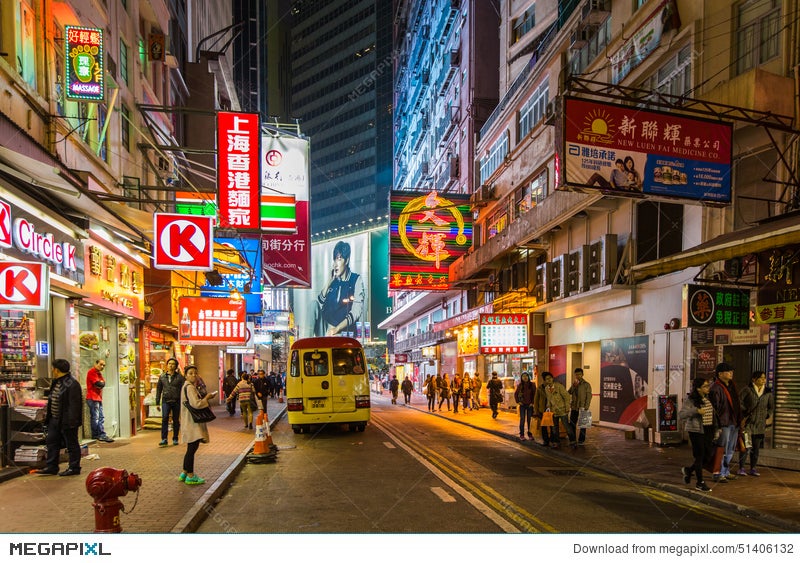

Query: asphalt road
[[197, 402, 785, 534]]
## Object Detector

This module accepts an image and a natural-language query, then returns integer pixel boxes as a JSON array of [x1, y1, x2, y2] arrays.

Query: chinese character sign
[[755, 245, 800, 323], [217, 112, 260, 230], [686, 284, 750, 329], [600, 337, 649, 425], [561, 97, 732, 202], [65, 26, 104, 102], [177, 296, 246, 345], [479, 314, 529, 354], [390, 190, 472, 291], [261, 136, 309, 233]]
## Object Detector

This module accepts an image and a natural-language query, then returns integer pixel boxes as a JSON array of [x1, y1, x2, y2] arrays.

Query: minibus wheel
[[357, 424, 366, 432]]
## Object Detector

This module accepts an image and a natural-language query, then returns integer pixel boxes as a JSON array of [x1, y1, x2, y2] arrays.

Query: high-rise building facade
[[289, 0, 394, 235]]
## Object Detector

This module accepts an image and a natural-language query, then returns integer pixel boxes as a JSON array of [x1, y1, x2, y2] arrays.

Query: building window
[[512, 6, 535, 44], [636, 201, 683, 263], [514, 168, 547, 219], [518, 80, 548, 140], [480, 132, 509, 184], [16, 0, 38, 89], [120, 104, 131, 152], [569, 18, 611, 76], [530, 169, 547, 206], [735, 0, 780, 75], [647, 44, 692, 98], [120, 39, 129, 85], [486, 207, 508, 241]]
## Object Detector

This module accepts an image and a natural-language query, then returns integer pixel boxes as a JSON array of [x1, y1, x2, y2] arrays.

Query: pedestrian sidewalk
[[389, 392, 800, 532], [0, 400, 286, 534]]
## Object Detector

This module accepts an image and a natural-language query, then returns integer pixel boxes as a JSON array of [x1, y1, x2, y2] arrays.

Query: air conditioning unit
[[570, 25, 596, 50], [450, 47, 461, 67], [586, 234, 618, 288], [549, 256, 565, 300], [534, 263, 551, 303], [581, 0, 611, 27], [566, 248, 589, 296], [448, 155, 459, 179]]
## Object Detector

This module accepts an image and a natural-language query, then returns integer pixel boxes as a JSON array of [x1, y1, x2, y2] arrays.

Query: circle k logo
[[0, 262, 46, 309], [154, 214, 214, 271]]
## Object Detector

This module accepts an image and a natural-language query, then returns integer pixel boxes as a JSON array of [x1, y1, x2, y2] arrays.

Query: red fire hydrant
[[85, 467, 142, 533]]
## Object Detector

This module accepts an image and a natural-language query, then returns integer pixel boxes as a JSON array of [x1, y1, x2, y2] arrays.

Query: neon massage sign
[[389, 190, 471, 291], [65, 26, 104, 102]]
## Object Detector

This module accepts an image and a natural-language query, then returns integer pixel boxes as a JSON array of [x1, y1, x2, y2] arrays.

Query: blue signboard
[[200, 236, 262, 314]]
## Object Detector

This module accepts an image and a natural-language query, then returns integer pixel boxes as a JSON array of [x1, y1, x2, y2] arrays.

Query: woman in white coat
[[179, 365, 217, 485]]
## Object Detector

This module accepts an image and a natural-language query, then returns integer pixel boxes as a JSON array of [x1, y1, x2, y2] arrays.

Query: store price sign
[[479, 313, 529, 354], [178, 296, 246, 345]]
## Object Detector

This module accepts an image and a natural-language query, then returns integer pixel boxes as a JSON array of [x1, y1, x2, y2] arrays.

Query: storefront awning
[[630, 212, 800, 281]]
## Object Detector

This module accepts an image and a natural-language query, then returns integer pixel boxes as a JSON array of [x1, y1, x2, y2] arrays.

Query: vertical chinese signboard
[[261, 135, 311, 288], [389, 190, 472, 290], [560, 97, 732, 202], [65, 26, 104, 102], [177, 296, 246, 345], [217, 112, 260, 230], [479, 314, 529, 354]]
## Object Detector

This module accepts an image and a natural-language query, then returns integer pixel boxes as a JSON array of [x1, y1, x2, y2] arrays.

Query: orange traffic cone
[[248, 411, 278, 462]]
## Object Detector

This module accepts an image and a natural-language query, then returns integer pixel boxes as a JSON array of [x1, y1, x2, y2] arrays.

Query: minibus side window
[[303, 351, 328, 376], [290, 350, 300, 377]]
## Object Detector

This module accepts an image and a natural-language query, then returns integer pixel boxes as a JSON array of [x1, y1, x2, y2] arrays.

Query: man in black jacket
[[708, 362, 743, 482], [156, 358, 184, 446], [35, 359, 83, 476]]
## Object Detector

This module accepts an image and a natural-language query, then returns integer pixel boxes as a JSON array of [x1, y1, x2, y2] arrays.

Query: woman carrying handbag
[[179, 365, 217, 486], [678, 377, 715, 492]]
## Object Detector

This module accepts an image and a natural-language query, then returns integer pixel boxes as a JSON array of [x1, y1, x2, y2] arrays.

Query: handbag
[[577, 408, 592, 429], [541, 410, 554, 427], [183, 387, 216, 423], [742, 430, 752, 449], [737, 430, 748, 453], [703, 445, 724, 474]]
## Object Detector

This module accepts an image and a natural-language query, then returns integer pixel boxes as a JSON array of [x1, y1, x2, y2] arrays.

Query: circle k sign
[[153, 214, 214, 270], [0, 261, 49, 310]]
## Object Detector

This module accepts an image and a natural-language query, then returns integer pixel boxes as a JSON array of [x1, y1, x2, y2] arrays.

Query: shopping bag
[[703, 445, 724, 474], [737, 431, 748, 453], [531, 416, 541, 435], [577, 408, 592, 429], [742, 430, 752, 449], [541, 410, 554, 427]]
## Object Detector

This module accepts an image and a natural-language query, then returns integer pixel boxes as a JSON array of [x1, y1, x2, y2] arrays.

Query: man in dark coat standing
[[35, 359, 83, 476], [708, 362, 743, 482]]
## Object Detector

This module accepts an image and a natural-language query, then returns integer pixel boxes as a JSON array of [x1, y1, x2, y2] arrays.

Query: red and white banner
[[0, 261, 49, 310], [153, 214, 214, 270], [479, 313, 529, 354], [177, 296, 246, 345], [218, 111, 260, 230]]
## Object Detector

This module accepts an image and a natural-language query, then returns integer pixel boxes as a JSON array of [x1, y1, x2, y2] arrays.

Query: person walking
[[424, 375, 437, 412], [461, 371, 472, 411], [452, 373, 462, 413], [438, 373, 451, 412], [179, 365, 217, 485], [471, 373, 482, 410], [254, 369, 269, 412], [401, 376, 413, 405], [486, 371, 503, 419], [678, 377, 715, 492], [85, 359, 114, 442], [543, 372, 576, 449], [389, 375, 400, 404], [228, 373, 256, 430], [738, 371, 773, 477], [222, 369, 238, 417], [156, 358, 184, 447], [533, 373, 551, 447], [514, 372, 536, 440], [34, 359, 83, 476], [708, 362, 743, 482], [568, 367, 592, 445]]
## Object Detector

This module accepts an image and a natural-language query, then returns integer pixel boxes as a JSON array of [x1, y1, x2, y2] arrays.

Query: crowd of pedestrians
[[421, 372, 484, 413]]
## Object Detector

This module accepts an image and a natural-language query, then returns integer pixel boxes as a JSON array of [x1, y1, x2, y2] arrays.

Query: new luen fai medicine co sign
[[65, 26, 104, 102]]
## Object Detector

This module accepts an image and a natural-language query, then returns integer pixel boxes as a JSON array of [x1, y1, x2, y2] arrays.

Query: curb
[[173, 406, 287, 533], [408, 404, 800, 533]]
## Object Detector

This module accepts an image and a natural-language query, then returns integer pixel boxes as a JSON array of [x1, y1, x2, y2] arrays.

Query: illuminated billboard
[[389, 190, 472, 291], [560, 97, 732, 203], [65, 26, 104, 102], [217, 112, 260, 230], [291, 229, 390, 340], [199, 236, 262, 315], [177, 296, 246, 345], [479, 314, 529, 354]]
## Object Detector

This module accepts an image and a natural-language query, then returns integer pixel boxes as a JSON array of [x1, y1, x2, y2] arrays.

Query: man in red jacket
[[86, 359, 114, 442]]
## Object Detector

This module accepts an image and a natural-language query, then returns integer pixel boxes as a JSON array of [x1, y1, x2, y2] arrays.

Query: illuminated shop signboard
[[389, 190, 472, 291], [686, 284, 750, 329], [218, 112, 260, 230], [755, 245, 800, 323], [177, 296, 246, 345], [560, 97, 732, 202], [65, 26, 104, 102], [479, 314, 529, 354]]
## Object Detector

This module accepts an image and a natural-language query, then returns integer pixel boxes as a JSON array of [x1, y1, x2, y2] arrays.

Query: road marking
[[431, 487, 456, 502], [383, 441, 396, 449]]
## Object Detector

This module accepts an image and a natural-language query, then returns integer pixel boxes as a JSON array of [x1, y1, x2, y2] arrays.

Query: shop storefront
[[77, 232, 146, 439], [0, 189, 85, 468]]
